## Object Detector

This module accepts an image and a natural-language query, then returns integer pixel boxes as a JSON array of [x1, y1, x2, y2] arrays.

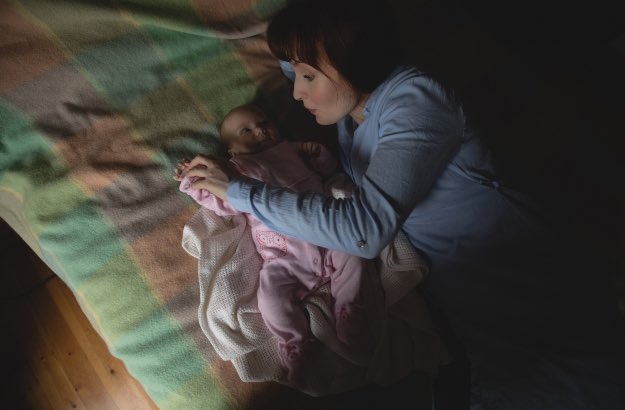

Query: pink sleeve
[[179, 176, 240, 216], [308, 144, 337, 177]]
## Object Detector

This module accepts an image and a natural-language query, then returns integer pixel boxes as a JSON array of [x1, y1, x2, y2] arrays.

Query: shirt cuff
[[226, 176, 262, 214]]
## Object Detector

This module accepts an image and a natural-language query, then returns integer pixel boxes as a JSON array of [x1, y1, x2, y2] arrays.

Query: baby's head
[[219, 105, 282, 156]]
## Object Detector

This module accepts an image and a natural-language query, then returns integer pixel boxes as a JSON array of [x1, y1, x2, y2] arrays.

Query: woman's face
[[291, 61, 365, 125]]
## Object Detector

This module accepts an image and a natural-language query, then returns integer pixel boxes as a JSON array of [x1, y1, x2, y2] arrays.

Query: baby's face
[[221, 107, 281, 156]]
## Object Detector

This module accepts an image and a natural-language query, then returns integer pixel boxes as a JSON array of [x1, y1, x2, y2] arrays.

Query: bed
[[0, 0, 438, 408], [5, 0, 625, 408]]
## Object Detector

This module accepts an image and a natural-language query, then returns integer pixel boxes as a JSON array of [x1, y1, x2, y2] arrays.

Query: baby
[[175, 105, 370, 380]]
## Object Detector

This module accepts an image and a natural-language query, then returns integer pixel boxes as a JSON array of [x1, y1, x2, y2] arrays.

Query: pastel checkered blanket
[[0, 0, 330, 408]]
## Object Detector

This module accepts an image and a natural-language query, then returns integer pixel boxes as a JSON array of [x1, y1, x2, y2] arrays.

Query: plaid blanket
[[0, 0, 316, 408]]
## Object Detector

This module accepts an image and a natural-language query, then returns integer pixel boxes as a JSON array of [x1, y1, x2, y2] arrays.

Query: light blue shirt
[[228, 65, 530, 268]]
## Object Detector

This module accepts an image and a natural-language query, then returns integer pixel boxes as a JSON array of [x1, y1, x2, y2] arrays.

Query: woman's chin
[[314, 116, 333, 126]]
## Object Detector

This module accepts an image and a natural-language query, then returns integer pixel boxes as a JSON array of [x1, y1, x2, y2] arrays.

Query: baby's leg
[[326, 251, 365, 308], [326, 251, 371, 351], [257, 262, 317, 380]]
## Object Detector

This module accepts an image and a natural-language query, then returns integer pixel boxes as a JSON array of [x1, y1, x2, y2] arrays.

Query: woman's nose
[[293, 78, 305, 101]]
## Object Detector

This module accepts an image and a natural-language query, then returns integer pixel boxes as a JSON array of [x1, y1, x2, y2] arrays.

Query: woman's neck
[[350, 93, 370, 125]]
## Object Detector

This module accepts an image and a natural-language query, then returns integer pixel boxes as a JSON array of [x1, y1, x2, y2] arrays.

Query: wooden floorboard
[[1, 220, 158, 410]]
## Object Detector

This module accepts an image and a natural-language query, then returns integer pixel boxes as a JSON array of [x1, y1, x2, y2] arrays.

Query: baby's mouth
[[256, 135, 275, 149]]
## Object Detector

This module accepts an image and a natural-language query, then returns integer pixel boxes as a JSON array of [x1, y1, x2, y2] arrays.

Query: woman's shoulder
[[367, 65, 462, 121], [373, 65, 435, 96], [386, 65, 425, 84]]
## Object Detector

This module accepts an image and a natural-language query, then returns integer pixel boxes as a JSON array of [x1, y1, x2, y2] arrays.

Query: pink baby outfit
[[179, 141, 367, 377]]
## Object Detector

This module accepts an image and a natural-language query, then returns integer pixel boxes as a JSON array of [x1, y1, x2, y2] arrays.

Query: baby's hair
[[218, 104, 266, 142]]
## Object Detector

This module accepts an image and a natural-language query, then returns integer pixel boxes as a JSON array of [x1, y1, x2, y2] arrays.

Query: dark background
[[389, 0, 625, 308]]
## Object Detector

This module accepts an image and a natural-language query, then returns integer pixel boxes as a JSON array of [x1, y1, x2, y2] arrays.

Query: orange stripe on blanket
[[54, 115, 153, 193], [0, 2, 67, 93], [192, 0, 264, 38], [230, 36, 285, 93], [129, 206, 200, 304]]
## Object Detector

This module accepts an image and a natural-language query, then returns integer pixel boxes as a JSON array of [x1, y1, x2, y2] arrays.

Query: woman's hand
[[173, 158, 191, 181], [176, 155, 234, 201]]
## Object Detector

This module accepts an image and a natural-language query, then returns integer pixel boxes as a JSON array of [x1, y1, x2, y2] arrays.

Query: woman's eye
[[303, 74, 314, 81]]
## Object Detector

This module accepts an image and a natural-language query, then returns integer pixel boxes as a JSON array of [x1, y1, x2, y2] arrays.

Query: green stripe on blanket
[[0, 99, 86, 238], [71, 29, 176, 109], [0, 98, 56, 181], [141, 24, 228, 76], [38, 201, 127, 284]]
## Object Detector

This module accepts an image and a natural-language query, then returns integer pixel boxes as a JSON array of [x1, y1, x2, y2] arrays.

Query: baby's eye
[[242, 128, 251, 133]]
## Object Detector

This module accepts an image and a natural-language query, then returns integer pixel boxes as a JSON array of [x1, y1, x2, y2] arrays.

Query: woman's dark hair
[[267, 0, 402, 94]]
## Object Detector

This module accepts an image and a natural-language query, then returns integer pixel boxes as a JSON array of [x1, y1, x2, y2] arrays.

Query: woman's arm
[[227, 77, 465, 258]]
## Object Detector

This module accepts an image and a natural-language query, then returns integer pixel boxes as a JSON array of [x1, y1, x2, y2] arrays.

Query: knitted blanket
[[182, 207, 448, 396]]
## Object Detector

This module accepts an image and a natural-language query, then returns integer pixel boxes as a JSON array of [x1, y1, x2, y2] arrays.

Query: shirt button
[[356, 240, 366, 248]]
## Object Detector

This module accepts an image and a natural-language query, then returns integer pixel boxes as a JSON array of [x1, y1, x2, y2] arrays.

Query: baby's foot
[[279, 338, 318, 383], [335, 303, 374, 354]]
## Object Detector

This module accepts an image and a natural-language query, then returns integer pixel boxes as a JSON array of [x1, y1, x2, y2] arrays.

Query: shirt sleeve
[[227, 77, 465, 258]]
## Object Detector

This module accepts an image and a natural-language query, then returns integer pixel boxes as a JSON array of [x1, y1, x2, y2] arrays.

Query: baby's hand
[[173, 158, 191, 181], [298, 141, 322, 157]]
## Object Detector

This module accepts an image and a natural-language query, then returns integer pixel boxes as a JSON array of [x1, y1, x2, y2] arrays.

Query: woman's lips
[[307, 108, 317, 115]]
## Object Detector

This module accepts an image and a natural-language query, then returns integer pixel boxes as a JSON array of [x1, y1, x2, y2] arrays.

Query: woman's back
[[337, 64, 625, 409]]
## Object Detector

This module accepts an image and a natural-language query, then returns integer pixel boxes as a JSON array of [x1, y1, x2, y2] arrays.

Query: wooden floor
[[0, 221, 158, 410]]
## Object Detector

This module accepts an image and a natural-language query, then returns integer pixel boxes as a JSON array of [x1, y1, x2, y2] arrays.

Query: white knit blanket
[[182, 207, 448, 396]]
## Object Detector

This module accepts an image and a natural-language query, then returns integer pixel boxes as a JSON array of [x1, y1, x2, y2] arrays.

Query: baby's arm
[[175, 159, 240, 216], [297, 141, 337, 178]]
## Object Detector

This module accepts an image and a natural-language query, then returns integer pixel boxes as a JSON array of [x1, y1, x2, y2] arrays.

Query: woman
[[180, 0, 625, 408]]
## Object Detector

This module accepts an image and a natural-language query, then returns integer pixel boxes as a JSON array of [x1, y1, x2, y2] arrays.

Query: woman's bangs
[[267, 18, 320, 67]]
